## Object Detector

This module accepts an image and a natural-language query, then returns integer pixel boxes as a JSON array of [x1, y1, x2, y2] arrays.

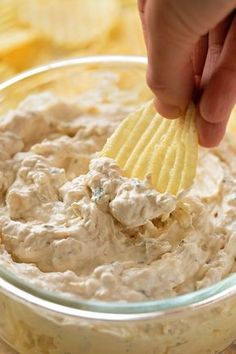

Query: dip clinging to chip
[[101, 100, 198, 194]]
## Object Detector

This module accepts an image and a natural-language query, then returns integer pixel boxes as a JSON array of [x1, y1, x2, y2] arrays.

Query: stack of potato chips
[[0, 0, 145, 82]]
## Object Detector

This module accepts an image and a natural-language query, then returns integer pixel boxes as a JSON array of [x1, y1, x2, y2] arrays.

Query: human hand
[[138, 0, 236, 147]]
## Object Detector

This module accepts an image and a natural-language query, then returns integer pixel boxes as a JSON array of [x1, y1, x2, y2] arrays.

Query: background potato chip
[[16, 0, 121, 48], [0, 0, 146, 81], [0, 0, 39, 55], [121, 0, 137, 6], [0, 60, 15, 82], [99, 7, 145, 55]]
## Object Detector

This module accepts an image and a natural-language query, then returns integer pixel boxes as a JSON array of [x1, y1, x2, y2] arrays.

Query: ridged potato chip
[[0, 29, 38, 56], [228, 106, 236, 136], [101, 101, 198, 195], [0, 2, 15, 31], [121, 0, 137, 6], [100, 7, 145, 56], [0, 0, 38, 57], [17, 0, 121, 48], [0, 61, 15, 82]]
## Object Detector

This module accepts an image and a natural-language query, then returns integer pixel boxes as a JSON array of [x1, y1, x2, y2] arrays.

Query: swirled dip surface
[[0, 82, 236, 302]]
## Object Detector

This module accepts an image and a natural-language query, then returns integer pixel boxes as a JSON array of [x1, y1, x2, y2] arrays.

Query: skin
[[138, 0, 236, 147]]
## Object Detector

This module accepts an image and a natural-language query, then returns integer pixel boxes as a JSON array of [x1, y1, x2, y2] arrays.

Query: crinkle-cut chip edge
[[101, 101, 198, 195]]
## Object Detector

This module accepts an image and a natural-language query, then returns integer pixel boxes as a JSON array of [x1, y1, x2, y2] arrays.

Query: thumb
[[140, 0, 236, 118]]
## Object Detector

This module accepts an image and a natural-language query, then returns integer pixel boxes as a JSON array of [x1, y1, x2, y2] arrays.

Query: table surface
[[0, 336, 235, 354], [0, 338, 16, 354]]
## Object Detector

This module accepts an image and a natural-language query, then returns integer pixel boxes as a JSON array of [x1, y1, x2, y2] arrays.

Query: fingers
[[144, 0, 197, 118], [198, 15, 236, 147], [139, 0, 236, 119], [138, 0, 148, 47], [192, 35, 208, 90], [201, 16, 233, 87], [197, 118, 227, 148]]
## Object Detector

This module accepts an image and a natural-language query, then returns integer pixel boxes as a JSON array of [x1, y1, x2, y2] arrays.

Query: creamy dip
[[0, 86, 236, 303]]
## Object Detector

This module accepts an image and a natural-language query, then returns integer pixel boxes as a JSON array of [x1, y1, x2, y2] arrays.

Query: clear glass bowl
[[0, 56, 236, 354]]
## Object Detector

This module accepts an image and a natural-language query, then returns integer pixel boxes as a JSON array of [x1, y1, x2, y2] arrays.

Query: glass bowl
[[0, 56, 236, 354]]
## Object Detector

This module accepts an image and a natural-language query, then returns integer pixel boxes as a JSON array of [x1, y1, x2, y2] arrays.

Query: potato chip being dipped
[[228, 106, 236, 136], [101, 100, 198, 195]]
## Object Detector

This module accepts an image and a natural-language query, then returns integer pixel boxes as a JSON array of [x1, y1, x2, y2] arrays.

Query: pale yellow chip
[[99, 7, 146, 56], [227, 106, 236, 136], [101, 101, 198, 195], [0, 61, 15, 82], [0, 0, 38, 57], [17, 0, 121, 48], [0, 28, 38, 56], [121, 0, 137, 6]]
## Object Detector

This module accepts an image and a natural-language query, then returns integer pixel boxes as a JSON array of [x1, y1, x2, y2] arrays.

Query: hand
[[138, 0, 236, 147]]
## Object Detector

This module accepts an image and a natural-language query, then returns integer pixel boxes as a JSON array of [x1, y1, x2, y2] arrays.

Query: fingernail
[[154, 97, 183, 118], [195, 113, 205, 146]]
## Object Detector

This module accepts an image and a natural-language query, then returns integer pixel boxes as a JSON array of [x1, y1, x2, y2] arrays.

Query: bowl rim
[[0, 55, 236, 321]]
